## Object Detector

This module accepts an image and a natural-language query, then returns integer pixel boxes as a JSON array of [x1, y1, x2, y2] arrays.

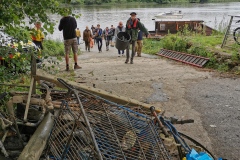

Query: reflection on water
[[49, 2, 240, 40]]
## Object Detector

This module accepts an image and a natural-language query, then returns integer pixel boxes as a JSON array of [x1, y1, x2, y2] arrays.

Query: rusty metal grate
[[157, 49, 209, 68], [47, 79, 171, 160]]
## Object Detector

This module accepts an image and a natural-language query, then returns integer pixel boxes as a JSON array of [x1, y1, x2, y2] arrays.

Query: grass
[[142, 32, 240, 72], [142, 39, 162, 55], [43, 39, 65, 57]]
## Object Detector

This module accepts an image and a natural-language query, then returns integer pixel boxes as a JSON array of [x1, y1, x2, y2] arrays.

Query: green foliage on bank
[[68, 0, 240, 5], [142, 33, 240, 72], [43, 40, 65, 57]]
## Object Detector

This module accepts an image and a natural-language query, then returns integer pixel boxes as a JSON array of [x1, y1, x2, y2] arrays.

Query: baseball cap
[[130, 12, 137, 15]]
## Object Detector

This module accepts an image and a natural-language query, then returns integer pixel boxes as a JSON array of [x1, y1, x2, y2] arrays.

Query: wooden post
[[23, 77, 34, 122], [21, 53, 37, 122], [31, 54, 36, 94]]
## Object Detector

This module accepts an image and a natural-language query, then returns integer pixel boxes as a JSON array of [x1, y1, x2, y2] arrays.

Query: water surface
[[48, 2, 240, 40]]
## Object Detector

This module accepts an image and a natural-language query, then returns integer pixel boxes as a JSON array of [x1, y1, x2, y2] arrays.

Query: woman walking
[[83, 26, 92, 52]]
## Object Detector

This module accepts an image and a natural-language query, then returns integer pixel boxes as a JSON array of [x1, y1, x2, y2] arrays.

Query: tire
[[233, 27, 240, 45]]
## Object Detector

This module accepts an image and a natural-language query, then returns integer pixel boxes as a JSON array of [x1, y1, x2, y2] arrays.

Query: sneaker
[[130, 60, 133, 64], [66, 66, 69, 71], [125, 59, 129, 64], [74, 65, 82, 70]]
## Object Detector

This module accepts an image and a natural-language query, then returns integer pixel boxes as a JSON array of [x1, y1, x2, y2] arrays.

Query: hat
[[130, 12, 137, 15]]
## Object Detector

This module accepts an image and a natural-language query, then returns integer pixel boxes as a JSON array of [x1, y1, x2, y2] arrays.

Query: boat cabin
[[150, 19, 214, 36]]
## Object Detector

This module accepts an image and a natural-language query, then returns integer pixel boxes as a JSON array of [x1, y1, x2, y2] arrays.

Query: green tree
[[0, 0, 74, 82], [0, 0, 75, 38]]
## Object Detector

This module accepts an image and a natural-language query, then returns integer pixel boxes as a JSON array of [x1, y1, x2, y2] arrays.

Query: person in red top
[[125, 12, 150, 64]]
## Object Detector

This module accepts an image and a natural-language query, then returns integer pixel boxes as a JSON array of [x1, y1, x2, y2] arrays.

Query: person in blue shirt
[[94, 24, 103, 53]]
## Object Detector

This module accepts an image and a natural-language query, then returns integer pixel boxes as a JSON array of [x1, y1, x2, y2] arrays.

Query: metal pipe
[[150, 106, 169, 137]]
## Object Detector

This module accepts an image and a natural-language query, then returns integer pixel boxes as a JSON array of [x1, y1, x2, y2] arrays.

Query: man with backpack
[[125, 12, 150, 64], [94, 24, 103, 53]]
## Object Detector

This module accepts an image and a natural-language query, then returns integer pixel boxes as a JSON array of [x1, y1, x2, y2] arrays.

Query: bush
[[43, 40, 65, 57], [142, 39, 162, 55], [161, 34, 190, 52]]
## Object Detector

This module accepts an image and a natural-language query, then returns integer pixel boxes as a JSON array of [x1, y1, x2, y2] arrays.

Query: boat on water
[[155, 11, 183, 19]]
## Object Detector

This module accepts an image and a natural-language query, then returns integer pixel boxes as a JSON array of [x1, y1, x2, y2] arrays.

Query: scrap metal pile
[[0, 78, 215, 160]]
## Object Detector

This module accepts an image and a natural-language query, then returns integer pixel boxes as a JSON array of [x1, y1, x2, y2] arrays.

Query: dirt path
[[57, 42, 239, 159]]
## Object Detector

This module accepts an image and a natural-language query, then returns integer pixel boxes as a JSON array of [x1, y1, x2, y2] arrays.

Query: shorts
[[64, 38, 78, 54]]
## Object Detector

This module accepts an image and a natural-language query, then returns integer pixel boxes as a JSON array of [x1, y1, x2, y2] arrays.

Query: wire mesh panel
[[47, 79, 171, 160], [47, 101, 100, 160]]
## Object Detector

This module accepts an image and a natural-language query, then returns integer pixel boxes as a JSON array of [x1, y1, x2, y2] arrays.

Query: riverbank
[[68, 0, 240, 6]]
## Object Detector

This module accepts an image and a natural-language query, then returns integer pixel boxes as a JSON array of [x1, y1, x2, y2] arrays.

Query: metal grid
[[47, 79, 171, 160], [48, 101, 100, 160]]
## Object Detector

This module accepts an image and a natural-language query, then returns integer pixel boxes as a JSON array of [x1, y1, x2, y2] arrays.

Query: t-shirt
[[31, 27, 44, 41], [58, 16, 77, 40], [76, 29, 81, 37]]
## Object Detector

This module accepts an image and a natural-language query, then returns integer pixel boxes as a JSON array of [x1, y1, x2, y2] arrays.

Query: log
[[35, 71, 161, 113], [18, 112, 56, 160]]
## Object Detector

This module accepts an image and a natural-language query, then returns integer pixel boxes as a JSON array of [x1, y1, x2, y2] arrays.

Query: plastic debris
[[186, 149, 213, 160]]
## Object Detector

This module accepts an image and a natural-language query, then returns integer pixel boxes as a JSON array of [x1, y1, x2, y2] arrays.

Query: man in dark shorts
[[59, 14, 81, 71]]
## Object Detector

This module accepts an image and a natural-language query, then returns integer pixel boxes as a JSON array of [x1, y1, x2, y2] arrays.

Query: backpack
[[97, 29, 102, 37]]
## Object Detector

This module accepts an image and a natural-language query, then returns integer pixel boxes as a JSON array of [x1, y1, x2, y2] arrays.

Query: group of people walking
[[83, 24, 115, 53], [57, 11, 150, 71]]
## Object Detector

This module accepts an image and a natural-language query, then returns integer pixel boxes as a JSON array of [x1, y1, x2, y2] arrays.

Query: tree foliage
[[0, 0, 75, 37], [0, 0, 73, 82]]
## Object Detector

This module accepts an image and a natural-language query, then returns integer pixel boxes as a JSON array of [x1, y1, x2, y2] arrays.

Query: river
[[48, 2, 240, 40]]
